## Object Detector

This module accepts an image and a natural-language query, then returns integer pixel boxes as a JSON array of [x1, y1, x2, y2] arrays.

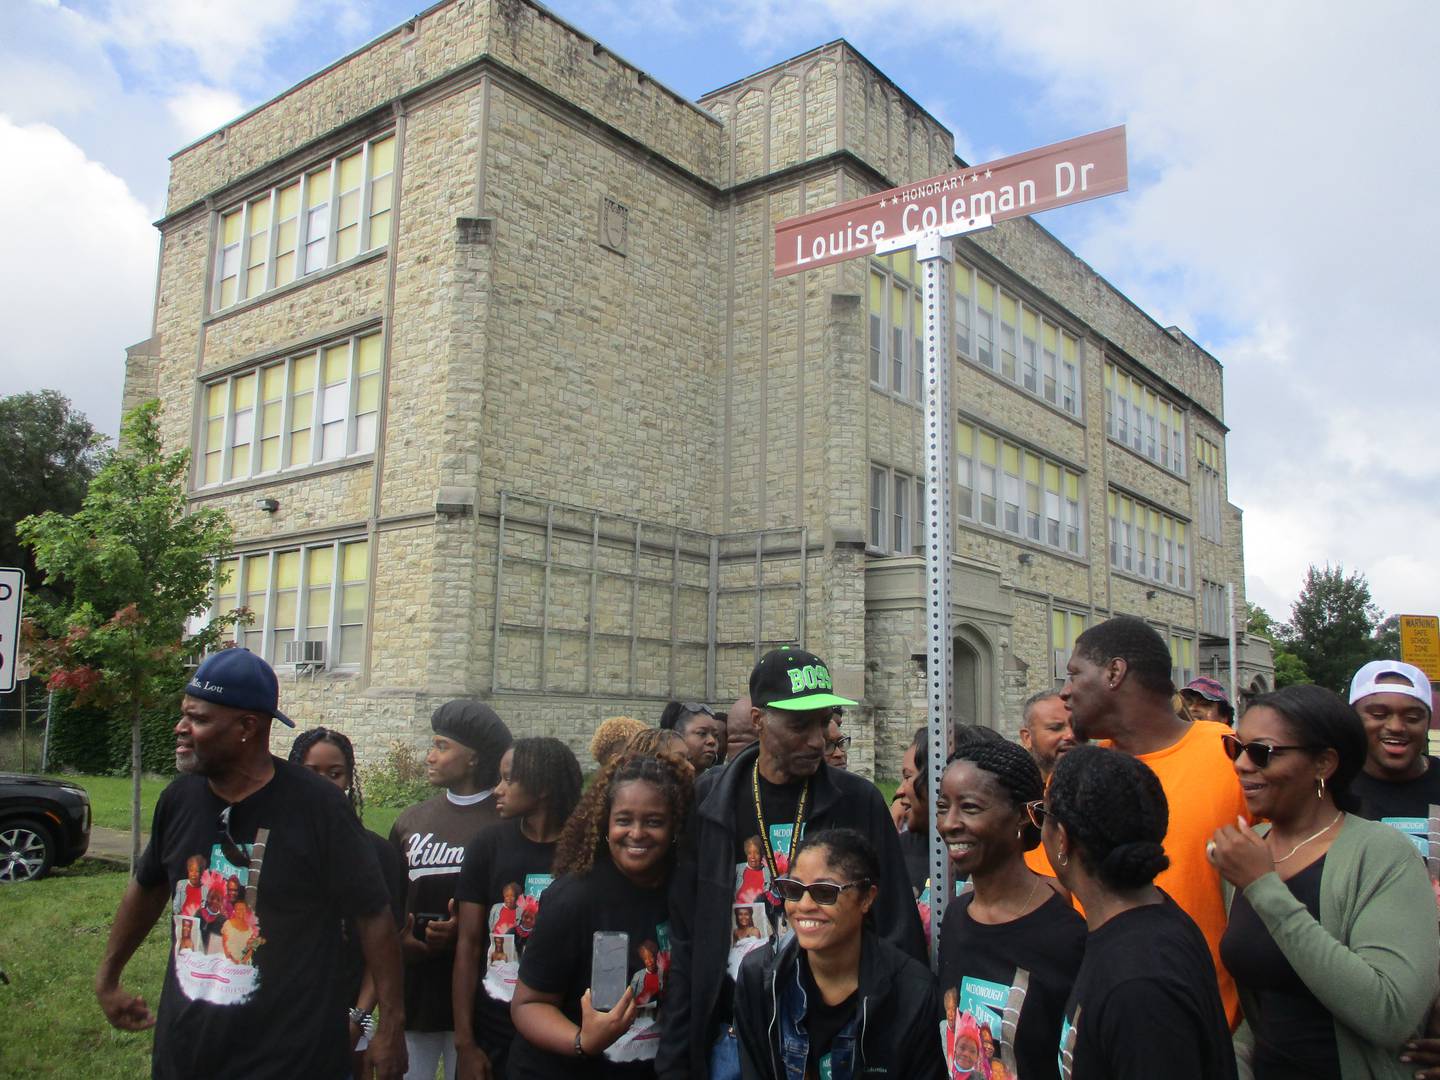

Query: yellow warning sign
[[1399, 615, 1440, 681]]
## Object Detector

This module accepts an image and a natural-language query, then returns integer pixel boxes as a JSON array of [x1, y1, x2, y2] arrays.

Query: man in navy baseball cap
[[183, 647, 294, 729]]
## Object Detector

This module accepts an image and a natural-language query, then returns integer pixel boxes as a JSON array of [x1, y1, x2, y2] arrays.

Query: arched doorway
[[954, 637, 980, 728]]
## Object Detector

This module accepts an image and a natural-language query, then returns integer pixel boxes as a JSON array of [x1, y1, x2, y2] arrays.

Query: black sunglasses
[[1024, 800, 1047, 830], [217, 805, 251, 868], [681, 702, 715, 718], [1221, 734, 1315, 769], [771, 876, 871, 906], [825, 735, 853, 752]]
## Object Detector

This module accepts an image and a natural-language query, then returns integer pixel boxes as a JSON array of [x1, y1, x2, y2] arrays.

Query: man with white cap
[[1349, 659, 1440, 852]]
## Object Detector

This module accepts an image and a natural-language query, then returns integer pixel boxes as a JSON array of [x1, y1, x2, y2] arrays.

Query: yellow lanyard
[[751, 762, 808, 880]]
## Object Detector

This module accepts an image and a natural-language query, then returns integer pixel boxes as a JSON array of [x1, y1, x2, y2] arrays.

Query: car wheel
[[0, 820, 56, 883]]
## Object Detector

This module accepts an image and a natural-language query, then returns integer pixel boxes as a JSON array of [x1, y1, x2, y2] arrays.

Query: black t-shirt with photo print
[[1352, 758, 1440, 857], [938, 889, 1086, 1080], [135, 758, 390, 1080], [1058, 894, 1235, 1080], [454, 819, 559, 1063], [508, 854, 672, 1080]]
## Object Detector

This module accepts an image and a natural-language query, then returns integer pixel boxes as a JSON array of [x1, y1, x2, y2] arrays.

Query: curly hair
[[1073, 616, 1175, 698], [794, 827, 881, 885], [509, 736, 585, 828], [946, 737, 1045, 850], [589, 716, 649, 767], [553, 752, 694, 879], [625, 727, 693, 777], [288, 727, 362, 821], [1047, 745, 1170, 890]]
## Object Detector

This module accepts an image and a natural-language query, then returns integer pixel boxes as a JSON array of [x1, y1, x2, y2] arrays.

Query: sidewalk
[[86, 825, 146, 865]]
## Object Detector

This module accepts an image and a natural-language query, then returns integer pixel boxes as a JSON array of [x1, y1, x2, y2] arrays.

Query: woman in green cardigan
[[1210, 684, 1439, 1079]]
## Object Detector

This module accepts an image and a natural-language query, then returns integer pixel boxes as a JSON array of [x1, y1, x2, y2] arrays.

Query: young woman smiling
[[508, 752, 693, 1080], [935, 739, 1085, 1080], [1210, 685, 1439, 1080], [733, 828, 944, 1080], [453, 738, 583, 1080]]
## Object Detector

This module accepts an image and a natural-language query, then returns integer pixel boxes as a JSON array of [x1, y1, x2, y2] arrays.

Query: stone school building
[[122, 0, 1272, 774]]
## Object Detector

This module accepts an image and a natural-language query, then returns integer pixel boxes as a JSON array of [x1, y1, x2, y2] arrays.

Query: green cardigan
[[1225, 813, 1439, 1080]]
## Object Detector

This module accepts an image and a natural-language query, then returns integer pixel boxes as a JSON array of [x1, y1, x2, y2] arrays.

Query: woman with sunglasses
[[935, 738, 1085, 1080], [733, 828, 945, 1080], [1042, 745, 1236, 1080], [1210, 685, 1439, 1080]]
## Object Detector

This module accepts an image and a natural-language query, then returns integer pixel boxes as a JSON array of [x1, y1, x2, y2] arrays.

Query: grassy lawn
[[0, 859, 166, 1078]]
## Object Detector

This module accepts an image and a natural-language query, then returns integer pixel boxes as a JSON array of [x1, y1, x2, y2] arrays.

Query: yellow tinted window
[[308, 546, 333, 586], [233, 373, 256, 410], [306, 168, 331, 206], [1044, 463, 1060, 492], [369, 136, 395, 176], [323, 344, 350, 384], [357, 377, 380, 413], [275, 551, 301, 589], [337, 152, 363, 192], [869, 273, 884, 312], [1002, 445, 1019, 474], [955, 423, 973, 455], [977, 279, 994, 311], [1000, 295, 1017, 324], [356, 334, 382, 373], [979, 434, 997, 465], [248, 196, 271, 233], [291, 354, 316, 393], [244, 557, 269, 595], [342, 541, 369, 582], [221, 210, 243, 244]]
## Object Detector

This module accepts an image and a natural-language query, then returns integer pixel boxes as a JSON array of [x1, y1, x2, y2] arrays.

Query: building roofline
[[169, 0, 717, 163], [700, 37, 958, 158]]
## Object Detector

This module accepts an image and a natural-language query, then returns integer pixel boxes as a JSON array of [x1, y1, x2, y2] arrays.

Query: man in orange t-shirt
[[1060, 615, 1247, 1026]]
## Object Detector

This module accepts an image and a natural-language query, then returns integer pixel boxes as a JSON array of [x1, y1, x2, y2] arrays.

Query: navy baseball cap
[[749, 647, 857, 711], [185, 648, 293, 727]]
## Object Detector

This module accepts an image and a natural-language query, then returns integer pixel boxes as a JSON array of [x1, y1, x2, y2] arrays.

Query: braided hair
[[553, 752, 694, 878], [509, 736, 585, 828], [1047, 745, 1170, 890], [946, 737, 1045, 850], [288, 727, 363, 821]]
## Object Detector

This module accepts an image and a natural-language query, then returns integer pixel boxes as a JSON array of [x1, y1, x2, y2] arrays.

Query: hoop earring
[[1055, 848, 1069, 869], [1316, 775, 1326, 800]]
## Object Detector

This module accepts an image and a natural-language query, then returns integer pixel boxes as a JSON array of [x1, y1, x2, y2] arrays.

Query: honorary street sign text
[[774, 125, 1127, 276]]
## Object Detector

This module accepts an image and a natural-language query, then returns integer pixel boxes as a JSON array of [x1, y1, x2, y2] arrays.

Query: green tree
[[1244, 600, 1310, 688], [1372, 614, 1402, 661], [18, 401, 238, 867], [1285, 564, 1384, 694], [0, 390, 107, 593]]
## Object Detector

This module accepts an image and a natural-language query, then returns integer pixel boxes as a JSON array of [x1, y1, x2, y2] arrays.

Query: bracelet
[[573, 1028, 588, 1058], [349, 1007, 375, 1038]]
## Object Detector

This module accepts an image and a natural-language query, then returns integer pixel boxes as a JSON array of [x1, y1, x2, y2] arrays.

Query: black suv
[[0, 774, 91, 882]]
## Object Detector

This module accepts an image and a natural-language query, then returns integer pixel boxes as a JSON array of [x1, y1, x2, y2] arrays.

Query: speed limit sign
[[0, 568, 24, 694]]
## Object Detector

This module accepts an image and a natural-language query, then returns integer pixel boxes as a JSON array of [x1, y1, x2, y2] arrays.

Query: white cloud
[[0, 117, 157, 435], [165, 83, 248, 141]]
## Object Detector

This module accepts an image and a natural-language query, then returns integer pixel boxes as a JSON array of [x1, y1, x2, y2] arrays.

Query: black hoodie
[[733, 929, 945, 1080], [656, 742, 926, 1080]]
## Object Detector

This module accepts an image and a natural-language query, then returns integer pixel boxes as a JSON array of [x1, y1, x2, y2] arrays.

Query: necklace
[[751, 762, 809, 881], [1271, 811, 1343, 863], [976, 871, 1041, 923]]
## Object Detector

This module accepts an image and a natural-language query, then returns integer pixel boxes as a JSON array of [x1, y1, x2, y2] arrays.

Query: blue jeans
[[710, 1023, 741, 1080]]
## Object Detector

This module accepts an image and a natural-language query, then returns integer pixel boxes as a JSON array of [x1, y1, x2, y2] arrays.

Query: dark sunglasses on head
[[217, 805, 251, 868], [1220, 734, 1315, 769], [1024, 800, 1048, 830], [681, 702, 715, 718], [825, 735, 853, 752], [771, 876, 871, 905]]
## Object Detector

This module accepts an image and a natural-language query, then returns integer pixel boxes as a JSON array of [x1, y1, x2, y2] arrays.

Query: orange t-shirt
[[1134, 719, 1247, 1026]]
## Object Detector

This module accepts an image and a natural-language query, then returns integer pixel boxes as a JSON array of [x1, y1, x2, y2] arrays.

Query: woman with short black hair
[[1211, 684, 1439, 1079], [936, 738, 1084, 1080], [732, 828, 944, 1080], [1042, 745, 1236, 1080]]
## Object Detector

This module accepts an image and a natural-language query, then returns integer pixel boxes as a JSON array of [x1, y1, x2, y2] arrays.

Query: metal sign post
[[773, 126, 1127, 963]]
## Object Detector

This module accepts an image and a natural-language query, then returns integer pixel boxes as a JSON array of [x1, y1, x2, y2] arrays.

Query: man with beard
[[1059, 616, 1246, 1025], [94, 648, 406, 1079], [1017, 689, 1075, 781], [658, 647, 925, 1080]]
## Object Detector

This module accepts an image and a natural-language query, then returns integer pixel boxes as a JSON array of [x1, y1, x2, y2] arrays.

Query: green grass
[[0, 859, 167, 1078], [43, 773, 171, 833]]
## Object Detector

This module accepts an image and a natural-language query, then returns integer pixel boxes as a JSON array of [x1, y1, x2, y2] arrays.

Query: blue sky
[[2, 0, 1437, 626]]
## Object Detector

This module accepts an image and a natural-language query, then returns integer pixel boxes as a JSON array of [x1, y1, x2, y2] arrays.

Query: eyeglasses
[[770, 876, 871, 905], [825, 735, 852, 753], [217, 805, 251, 868], [1220, 734, 1316, 769], [1024, 800, 1047, 830]]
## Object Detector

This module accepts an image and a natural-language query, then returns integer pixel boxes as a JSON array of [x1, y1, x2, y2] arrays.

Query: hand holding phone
[[590, 931, 629, 1011]]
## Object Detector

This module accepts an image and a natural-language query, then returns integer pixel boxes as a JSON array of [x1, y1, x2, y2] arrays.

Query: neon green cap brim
[[766, 691, 858, 711]]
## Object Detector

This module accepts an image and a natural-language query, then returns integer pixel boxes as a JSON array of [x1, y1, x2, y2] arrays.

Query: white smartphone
[[590, 931, 630, 1011]]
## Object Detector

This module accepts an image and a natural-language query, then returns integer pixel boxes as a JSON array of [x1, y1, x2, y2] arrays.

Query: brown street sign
[[774, 125, 1127, 276]]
